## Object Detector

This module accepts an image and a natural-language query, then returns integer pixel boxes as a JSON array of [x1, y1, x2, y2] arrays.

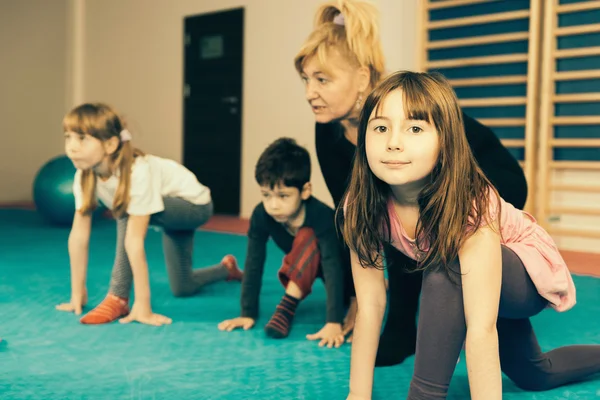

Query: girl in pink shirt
[[341, 71, 600, 400]]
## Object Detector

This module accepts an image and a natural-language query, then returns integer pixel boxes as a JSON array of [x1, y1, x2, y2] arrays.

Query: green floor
[[1, 209, 599, 399]]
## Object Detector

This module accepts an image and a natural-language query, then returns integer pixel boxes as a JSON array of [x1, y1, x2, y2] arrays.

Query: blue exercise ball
[[33, 155, 106, 226]]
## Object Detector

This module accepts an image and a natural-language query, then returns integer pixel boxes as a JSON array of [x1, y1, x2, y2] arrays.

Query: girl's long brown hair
[[63, 103, 144, 218], [339, 71, 500, 275]]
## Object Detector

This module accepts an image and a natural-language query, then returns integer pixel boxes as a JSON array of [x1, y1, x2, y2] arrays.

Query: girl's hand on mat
[[306, 322, 345, 348], [217, 317, 255, 331], [342, 297, 358, 342], [56, 290, 88, 315], [119, 303, 172, 326]]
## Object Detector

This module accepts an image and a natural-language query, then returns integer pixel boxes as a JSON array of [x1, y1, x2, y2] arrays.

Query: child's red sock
[[222, 255, 243, 281], [80, 294, 129, 325], [264, 294, 300, 339]]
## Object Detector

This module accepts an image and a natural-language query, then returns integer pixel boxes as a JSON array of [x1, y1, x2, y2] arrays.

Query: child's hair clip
[[120, 129, 132, 142], [333, 12, 345, 26]]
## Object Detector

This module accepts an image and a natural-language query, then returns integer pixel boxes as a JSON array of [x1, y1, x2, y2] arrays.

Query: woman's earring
[[355, 93, 363, 111]]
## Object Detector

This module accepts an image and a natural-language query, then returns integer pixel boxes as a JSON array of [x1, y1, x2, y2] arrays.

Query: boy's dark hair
[[255, 138, 311, 190]]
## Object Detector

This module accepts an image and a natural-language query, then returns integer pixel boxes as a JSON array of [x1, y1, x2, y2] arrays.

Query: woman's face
[[300, 53, 368, 124]]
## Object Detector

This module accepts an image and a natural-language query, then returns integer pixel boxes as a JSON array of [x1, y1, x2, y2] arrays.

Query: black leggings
[[376, 163, 530, 366], [407, 246, 600, 399]]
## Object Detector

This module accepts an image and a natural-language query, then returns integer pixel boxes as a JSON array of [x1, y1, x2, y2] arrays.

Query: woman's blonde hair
[[294, 0, 385, 87], [63, 103, 144, 218]]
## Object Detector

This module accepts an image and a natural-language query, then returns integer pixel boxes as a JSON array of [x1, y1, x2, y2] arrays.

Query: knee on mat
[[170, 284, 196, 298], [504, 366, 555, 391], [512, 376, 554, 392], [408, 376, 449, 400]]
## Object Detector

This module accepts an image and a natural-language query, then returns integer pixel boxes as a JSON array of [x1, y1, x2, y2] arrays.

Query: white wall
[[79, 0, 418, 217], [0, 0, 69, 203], [379, 0, 418, 74], [0, 0, 418, 213]]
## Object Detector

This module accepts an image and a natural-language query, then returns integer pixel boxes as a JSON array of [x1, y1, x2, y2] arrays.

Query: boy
[[218, 138, 346, 348]]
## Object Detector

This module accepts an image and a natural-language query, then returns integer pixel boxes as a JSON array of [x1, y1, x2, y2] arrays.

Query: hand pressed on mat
[[119, 302, 171, 326], [56, 289, 88, 315], [218, 317, 256, 331], [306, 322, 345, 348]]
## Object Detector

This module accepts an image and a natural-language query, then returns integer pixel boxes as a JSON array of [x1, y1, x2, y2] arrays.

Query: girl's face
[[64, 131, 118, 177], [64, 131, 106, 171], [300, 53, 368, 124], [365, 89, 440, 188]]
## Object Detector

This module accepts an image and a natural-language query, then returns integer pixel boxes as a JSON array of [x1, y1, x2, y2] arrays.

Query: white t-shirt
[[73, 154, 211, 216]]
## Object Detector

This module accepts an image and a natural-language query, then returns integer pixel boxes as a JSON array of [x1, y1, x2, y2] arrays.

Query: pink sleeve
[[468, 187, 500, 230]]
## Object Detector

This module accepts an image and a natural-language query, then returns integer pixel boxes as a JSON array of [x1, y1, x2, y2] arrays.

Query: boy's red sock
[[264, 294, 300, 339]]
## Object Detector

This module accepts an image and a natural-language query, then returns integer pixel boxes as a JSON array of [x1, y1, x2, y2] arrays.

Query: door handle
[[221, 96, 239, 104]]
